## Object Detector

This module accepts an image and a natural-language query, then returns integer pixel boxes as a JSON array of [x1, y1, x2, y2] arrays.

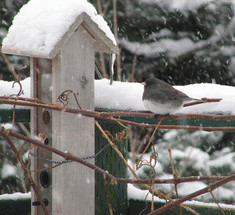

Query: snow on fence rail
[[2, 77, 235, 114]]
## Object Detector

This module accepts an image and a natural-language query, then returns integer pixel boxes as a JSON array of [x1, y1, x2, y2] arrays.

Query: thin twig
[[210, 191, 226, 215], [0, 126, 227, 185], [0, 55, 30, 192], [147, 174, 235, 215], [99, 52, 108, 78], [0, 45, 18, 79], [0, 129, 49, 215], [136, 129, 153, 154], [0, 96, 230, 120], [183, 98, 222, 107], [169, 149, 182, 215], [136, 118, 164, 169], [0, 127, 230, 191], [129, 53, 137, 82], [1, 96, 235, 131], [103, 0, 111, 16], [95, 121, 138, 177], [94, 122, 198, 213], [151, 175, 155, 212], [113, 0, 121, 80], [57, 90, 82, 109], [139, 192, 150, 215], [103, 175, 113, 215], [97, 0, 103, 15]]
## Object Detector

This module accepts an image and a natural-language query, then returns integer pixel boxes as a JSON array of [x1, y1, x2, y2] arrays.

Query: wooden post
[[51, 25, 95, 214], [2, 10, 118, 214], [30, 25, 95, 214]]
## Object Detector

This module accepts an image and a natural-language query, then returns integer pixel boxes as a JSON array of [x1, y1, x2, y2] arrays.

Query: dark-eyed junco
[[142, 78, 203, 115]]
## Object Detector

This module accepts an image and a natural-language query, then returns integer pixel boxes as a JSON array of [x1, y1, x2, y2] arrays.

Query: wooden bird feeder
[[2, 8, 118, 215]]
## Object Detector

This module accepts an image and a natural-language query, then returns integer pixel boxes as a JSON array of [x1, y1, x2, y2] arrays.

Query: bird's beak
[[141, 81, 146, 86]]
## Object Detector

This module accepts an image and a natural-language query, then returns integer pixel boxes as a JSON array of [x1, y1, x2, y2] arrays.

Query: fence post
[[51, 25, 95, 214], [3, 10, 118, 214], [95, 120, 128, 214]]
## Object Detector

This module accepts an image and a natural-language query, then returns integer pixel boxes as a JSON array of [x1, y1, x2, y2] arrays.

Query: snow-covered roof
[[2, 0, 118, 59]]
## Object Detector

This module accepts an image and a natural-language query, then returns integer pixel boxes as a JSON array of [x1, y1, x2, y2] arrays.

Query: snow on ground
[[0, 123, 14, 130], [140, 0, 235, 14], [1, 77, 235, 114], [185, 199, 235, 210], [169, 0, 214, 11], [120, 38, 201, 58], [128, 183, 165, 202], [130, 141, 235, 203], [1, 163, 17, 179], [128, 183, 235, 209], [145, 0, 214, 12], [2, 0, 116, 55], [0, 192, 31, 200], [207, 152, 235, 172]]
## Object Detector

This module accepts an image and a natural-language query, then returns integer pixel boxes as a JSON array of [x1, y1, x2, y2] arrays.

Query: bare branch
[[0, 129, 49, 215], [2, 126, 230, 214], [113, 0, 121, 81], [0, 45, 18, 79], [1, 96, 235, 131], [147, 174, 235, 215]]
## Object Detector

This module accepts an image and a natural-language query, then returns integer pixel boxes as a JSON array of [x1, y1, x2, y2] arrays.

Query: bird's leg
[[153, 113, 169, 119]]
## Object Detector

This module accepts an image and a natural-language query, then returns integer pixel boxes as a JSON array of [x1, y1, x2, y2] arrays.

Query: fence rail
[[2, 108, 235, 131]]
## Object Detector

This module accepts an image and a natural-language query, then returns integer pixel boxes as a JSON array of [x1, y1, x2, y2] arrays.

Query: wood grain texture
[[52, 25, 95, 215], [31, 58, 53, 215]]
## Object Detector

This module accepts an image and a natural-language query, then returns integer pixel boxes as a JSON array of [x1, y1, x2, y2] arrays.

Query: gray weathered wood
[[82, 13, 119, 54], [31, 58, 52, 215], [3, 8, 118, 215], [2, 47, 52, 59], [51, 25, 95, 214]]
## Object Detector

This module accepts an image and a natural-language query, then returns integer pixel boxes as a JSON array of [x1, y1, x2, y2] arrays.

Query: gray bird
[[142, 78, 203, 115]]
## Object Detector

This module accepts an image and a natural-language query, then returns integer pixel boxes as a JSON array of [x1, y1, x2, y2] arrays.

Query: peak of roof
[[2, 0, 118, 58]]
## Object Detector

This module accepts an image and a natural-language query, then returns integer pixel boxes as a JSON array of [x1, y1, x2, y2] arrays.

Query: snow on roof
[[2, 0, 116, 57], [1, 78, 235, 114]]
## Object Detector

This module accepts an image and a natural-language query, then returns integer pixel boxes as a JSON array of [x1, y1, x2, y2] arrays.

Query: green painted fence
[[0, 108, 235, 214]]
